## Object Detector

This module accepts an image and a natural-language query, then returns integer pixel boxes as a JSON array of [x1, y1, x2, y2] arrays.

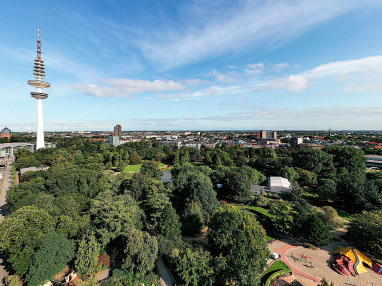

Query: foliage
[[320, 206, 342, 229], [293, 149, 334, 177], [269, 200, 296, 232], [278, 166, 299, 182], [140, 160, 162, 179], [346, 211, 382, 258], [222, 170, 252, 202], [181, 201, 204, 236], [157, 204, 182, 255], [171, 248, 214, 286], [6, 177, 46, 212], [90, 191, 144, 245], [0, 206, 55, 275], [129, 154, 143, 165], [208, 206, 270, 285], [295, 167, 318, 187], [336, 172, 382, 212], [75, 232, 100, 277], [26, 231, 73, 286], [324, 145, 366, 174], [121, 229, 158, 274], [317, 179, 337, 201], [172, 165, 219, 220]]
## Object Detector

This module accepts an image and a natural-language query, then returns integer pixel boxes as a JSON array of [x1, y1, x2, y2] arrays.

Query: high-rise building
[[28, 28, 50, 150], [114, 124, 122, 137], [260, 130, 277, 139]]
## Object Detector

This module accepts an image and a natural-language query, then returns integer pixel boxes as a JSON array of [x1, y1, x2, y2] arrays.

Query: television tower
[[28, 27, 50, 150]]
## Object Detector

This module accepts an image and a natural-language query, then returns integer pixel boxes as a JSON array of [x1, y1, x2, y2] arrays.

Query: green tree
[[324, 146, 366, 174], [140, 160, 162, 180], [26, 232, 73, 286], [172, 167, 219, 221], [171, 248, 214, 286], [293, 149, 334, 177], [346, 211, 382, 257], [278, 166, 299, 182], [0, 206, 55, 275], [116, 161, 126, 172], [6, 177, 46, 212], [269, 200, 296, 232], [181, 201, 204, 236], [90, 191, 144, 245], [75, 232, 100, 277], [157, 204, 182, 255], [304, 214, 331, 246], [295, 167, 318, 187], [320, 206, 342, 229], [122, 229, 158, 274], [317, 179, 337, 201], [129, 154, 143, 165], [222, 170, 252, 202], [208, 206, 270, 285]]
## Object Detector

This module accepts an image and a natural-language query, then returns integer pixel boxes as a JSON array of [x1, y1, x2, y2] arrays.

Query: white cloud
[[267, 75, 308, 92], [303, 55, 382, 78], [272, 62, 290, 72], [72, 78, 185, 98], [244, 63, 264, 75], [135, 0, 380, 68], [344, 82, 382, 93], [264, 55, 382, 92], [209, 69, 239, 83]]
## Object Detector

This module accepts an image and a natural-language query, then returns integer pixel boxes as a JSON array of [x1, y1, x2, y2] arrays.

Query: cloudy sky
[[2, 0, 382, 131]]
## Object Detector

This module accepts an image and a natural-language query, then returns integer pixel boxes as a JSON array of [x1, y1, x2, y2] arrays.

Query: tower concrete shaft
[[28, 28, 50, 150]]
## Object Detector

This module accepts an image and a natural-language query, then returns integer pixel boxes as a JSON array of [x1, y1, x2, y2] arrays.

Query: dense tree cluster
[[1, 137, 380, 285]]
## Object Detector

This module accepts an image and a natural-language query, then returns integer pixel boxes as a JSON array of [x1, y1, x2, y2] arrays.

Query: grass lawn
[[244, 206, 274, 218], [336, 209, 356, 221], [239, 206, 279, 241], [124, 163, 167, 173], [260, 260, 291, 285]]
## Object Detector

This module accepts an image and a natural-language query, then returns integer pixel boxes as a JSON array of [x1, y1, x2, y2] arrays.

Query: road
[[0, 159, 12, 282]]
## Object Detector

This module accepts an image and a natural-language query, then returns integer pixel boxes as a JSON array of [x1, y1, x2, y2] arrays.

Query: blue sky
[[2, 0, 382, 131]]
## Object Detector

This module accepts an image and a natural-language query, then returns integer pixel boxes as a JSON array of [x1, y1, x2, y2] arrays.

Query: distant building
[[291, 137, 303, 148], [1, 127, 12, 139], [268, 177, 292, 194], [365, 155, 382, 169], [107, 136, 121, 147], [298, 143, 323, 150], [114, 124, 122, 137], [260, 130, 277, 139], [108, 124, 122, 147]]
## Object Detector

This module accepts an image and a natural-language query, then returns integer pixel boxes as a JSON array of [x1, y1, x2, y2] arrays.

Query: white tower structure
[[28, 27, 50, 150]]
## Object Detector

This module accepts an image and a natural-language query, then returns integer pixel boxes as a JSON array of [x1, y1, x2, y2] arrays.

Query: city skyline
[[2, 1, 382, 131]]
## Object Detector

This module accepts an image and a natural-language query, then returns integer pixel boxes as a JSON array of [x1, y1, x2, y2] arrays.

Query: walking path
[[269, 239, 322, 284], [0, 159, 13, 282], [156, 256, 177, 286]]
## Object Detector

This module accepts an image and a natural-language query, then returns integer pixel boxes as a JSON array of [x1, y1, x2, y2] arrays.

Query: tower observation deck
[[28, 27, 50, 150]]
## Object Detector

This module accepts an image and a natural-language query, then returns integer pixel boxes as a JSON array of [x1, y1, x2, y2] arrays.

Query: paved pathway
[[156, 256, 177, 286], [0, 160, 12, 282], [269, 239, 321, 284]]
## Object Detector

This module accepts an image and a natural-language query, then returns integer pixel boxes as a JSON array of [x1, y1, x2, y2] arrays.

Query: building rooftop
[[0, 142, 34, 148], [1, 127, 11, 134]]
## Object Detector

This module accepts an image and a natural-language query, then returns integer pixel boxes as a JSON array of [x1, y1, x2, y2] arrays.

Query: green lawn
[[244, 206, 274, 218], [336, 209, 356, 221], [260, 261, 291, 285], [123, 163, 166, 173], [239, 206, 279, 241]]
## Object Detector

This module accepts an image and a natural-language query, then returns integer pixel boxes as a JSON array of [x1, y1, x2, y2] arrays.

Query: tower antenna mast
[[28, 27, 50, 150]]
